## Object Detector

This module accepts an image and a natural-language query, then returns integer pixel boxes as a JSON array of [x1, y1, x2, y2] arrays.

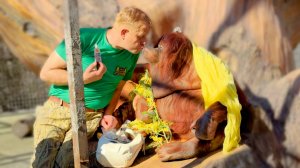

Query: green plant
[[128, 70, 172, 149]]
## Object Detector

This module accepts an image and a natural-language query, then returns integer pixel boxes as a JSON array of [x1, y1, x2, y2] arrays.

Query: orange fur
[[132, 32, 251, 161]]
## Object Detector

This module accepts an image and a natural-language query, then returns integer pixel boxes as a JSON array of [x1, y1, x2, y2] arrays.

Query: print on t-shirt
[[114, 66, 127, 76]]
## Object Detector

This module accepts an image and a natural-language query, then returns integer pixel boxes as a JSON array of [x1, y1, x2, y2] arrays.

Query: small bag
[[96, 121, 144, 168]]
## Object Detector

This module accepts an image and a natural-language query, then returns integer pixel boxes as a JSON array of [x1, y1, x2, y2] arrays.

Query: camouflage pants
[[31, 100, 103, 168]]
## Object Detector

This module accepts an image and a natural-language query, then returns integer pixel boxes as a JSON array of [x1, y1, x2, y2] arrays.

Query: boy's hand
[[100, 115, 118, 131], [83, 62, 106, 84]]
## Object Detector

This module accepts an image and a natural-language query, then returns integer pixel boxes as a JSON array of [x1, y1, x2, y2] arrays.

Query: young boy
[[32, 7, 151, 167]]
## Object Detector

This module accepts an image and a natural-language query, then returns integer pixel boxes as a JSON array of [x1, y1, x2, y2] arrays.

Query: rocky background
[[0, 0, 300, 167]]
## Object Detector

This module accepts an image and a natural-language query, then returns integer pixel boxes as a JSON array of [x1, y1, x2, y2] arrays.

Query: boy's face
[[123, 24, 150, 54]]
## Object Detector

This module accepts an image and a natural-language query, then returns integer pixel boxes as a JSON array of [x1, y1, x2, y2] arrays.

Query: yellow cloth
[[192, 43, 241, 152]]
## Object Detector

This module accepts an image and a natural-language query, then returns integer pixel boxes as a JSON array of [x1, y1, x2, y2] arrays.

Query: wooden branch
[[64, 0, 89, 167]]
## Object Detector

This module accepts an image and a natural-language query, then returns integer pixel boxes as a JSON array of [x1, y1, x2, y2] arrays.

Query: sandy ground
[[0, 109, 35, 168]]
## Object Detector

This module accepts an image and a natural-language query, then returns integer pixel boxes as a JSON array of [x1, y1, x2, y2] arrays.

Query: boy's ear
[[121, 29, 129, 38]]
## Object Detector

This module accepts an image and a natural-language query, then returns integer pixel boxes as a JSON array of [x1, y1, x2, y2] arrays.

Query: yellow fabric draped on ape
[[192, 43, 242, 152]]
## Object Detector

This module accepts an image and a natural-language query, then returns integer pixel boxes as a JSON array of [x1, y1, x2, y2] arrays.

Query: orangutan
[[131, 32, 252, 161]]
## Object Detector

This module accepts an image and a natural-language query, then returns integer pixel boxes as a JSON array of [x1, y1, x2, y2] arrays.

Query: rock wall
[[118, 0, 300, 93]]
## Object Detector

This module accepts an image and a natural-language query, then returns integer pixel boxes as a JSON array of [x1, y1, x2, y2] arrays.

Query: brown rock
[[245, 69, 300, 167]]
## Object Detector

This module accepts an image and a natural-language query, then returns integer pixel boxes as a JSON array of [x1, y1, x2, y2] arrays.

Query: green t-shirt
[[49, 28, 139, 109]]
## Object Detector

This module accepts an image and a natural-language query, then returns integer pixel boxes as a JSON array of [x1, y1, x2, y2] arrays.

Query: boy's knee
[[32, 138, 61, 168], [55, 140, 74, 168]]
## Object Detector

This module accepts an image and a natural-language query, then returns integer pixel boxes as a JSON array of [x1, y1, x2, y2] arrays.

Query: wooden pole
[[64, 0, 89, 167]]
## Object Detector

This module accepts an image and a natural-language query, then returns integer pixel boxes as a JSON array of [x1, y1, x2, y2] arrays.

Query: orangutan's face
[[141, 32, 193, 98]]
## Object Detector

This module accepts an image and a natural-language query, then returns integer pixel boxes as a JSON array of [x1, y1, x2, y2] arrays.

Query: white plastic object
[[96, 121, 144, 168]]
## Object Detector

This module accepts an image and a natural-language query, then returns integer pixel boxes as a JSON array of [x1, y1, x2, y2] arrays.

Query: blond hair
[[114, 7, 151, 31]]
